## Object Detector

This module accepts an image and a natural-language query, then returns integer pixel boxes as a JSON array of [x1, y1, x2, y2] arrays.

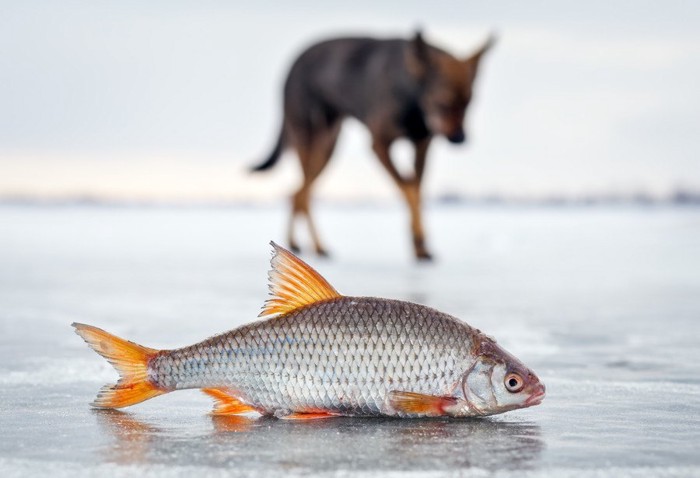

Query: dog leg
[[287, 140, 311, 253], [290, 183, 327, 256], [304, 199, 327, 257], [372, 138, 433, 260], [409, 138, 432, 260], [290, 185, 326, 255], [292, 122, 340, 256], [402, 182, 431, 261], [288, 190, 303, 254]]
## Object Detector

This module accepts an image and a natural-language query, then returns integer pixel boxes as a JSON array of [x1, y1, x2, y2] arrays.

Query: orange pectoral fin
[[202, 388, 257, 416], [388, 391, 457, 416]]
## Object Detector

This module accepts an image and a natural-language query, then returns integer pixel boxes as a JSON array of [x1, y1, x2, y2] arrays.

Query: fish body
[[152, 297, 473, 417], [74, 243, 545, 419]]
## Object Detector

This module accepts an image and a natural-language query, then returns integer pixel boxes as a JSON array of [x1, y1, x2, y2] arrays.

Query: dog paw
[[316, 248, 330, 258], [416, 250, 434, 261]]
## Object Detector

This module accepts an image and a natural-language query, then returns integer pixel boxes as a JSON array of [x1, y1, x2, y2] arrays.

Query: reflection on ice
[[97, 411, 543, 472], [96, 410, 160, 465]]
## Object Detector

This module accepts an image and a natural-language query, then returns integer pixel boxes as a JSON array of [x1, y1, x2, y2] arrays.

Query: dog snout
[[447, 130, 466, 144]]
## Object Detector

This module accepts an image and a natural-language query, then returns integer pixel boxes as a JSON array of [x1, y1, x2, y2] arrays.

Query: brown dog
[[252, 32, 494, 260]]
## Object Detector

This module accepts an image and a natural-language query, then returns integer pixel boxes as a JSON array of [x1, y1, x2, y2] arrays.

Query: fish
[[73, 242, 545, 419]]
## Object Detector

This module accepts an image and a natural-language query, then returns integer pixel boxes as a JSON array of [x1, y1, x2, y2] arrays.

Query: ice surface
[[1, 204, 699, 477]]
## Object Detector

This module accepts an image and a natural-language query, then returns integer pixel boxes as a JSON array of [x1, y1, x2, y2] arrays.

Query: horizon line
[[1, 190, 699, 208]]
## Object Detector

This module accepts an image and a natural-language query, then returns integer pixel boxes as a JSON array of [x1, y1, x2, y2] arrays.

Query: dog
[[251, 31, 494, 260]]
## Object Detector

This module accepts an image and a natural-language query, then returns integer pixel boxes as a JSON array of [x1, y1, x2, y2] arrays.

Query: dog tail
[[251, 126, 285, 172]]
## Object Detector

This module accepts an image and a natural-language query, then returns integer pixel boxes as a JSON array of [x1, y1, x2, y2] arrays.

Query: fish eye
[[504, 373, 524, 393]]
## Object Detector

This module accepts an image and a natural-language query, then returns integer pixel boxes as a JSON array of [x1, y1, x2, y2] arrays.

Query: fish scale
[[150, 297, 474, 416]]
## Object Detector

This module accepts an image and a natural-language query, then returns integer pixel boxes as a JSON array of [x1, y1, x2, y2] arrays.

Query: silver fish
[[74, 242, 545, 419]]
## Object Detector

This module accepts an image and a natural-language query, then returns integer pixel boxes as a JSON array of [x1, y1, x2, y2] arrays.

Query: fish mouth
[[525, 385, 546, 407]]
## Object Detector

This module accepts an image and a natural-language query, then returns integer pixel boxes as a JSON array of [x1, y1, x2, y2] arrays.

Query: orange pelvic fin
[[202, 388, 257, 416], [388, 391, 457, 416], [259, 241, 342, 318], [72, 322, 165, 408], [281, 412, 338, 420]]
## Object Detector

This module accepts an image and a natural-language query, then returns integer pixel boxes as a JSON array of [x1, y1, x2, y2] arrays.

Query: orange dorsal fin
[[388, 391, 457, 416], [259, 241, 342, 318], [72, 322, 166, 408], [202, 388, 257, 416]]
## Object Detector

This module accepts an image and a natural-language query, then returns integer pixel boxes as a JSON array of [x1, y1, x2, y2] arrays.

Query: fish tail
[[72, 322, 166, 408]]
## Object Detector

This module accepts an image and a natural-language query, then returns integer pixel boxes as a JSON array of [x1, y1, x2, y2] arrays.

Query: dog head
[[407, 32, 495, 144]]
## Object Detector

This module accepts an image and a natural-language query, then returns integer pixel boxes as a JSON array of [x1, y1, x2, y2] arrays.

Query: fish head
[[461, 337, 545, 415]]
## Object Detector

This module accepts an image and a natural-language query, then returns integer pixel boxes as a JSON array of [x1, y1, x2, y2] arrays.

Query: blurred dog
[[252, 32, 494, 260]]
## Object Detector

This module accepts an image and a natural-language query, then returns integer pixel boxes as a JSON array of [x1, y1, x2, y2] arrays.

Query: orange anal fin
[[202, 388, 257, 416], [388, 391, 457, 416], [281, 412, 338, 420]]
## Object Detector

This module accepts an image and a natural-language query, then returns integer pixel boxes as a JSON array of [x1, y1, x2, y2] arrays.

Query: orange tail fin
[[72, 322, 166, 408]]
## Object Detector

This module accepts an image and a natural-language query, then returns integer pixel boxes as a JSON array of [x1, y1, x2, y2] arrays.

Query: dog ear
[[406, 30, 432, 78], [464, 33, 496, 71]]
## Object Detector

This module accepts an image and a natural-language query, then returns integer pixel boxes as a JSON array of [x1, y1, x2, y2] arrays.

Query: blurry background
[[2, 2, 700, 475], [2, 0, 699, 204]]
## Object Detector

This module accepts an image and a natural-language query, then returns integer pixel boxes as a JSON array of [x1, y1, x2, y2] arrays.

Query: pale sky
[[1, 1, 699, 201]]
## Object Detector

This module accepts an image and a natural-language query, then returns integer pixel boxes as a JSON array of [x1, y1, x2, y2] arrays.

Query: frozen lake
[[1, 204, 699, 477]]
